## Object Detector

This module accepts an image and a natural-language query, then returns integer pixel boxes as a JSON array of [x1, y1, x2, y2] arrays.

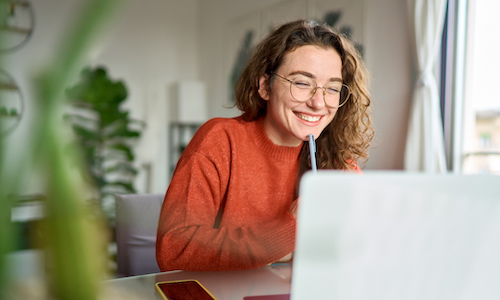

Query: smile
[[295, 112, 321, 122]]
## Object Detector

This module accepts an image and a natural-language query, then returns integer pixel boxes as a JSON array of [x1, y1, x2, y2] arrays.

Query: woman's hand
[[273, 252, 293, 264], [289, 198, 299, 219]]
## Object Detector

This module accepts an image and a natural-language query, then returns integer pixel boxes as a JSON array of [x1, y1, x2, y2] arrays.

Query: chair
[[114, 193, 164, 277]]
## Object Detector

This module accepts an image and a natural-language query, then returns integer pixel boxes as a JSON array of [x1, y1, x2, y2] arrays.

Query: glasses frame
[[271, 72, 351, 108]]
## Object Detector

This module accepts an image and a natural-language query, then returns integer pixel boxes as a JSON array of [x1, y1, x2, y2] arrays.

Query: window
[[444, 0, 500, 175], [461, 0, 500, 175]]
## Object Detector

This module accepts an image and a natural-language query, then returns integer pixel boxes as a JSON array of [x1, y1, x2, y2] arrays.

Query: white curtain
[[404, 0, 448, 172]]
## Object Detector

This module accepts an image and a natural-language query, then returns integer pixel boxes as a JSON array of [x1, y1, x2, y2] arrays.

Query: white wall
[[6, 0, 200, 195], [363, 0, 412, 169]]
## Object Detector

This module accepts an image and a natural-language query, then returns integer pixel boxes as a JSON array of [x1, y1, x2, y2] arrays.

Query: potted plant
[[64, 66, 144, 223]]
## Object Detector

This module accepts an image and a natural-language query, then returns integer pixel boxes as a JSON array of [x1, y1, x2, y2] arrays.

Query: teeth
[[296, 113, 320, 122]]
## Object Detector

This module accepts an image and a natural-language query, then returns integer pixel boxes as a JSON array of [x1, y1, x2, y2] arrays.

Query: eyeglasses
[[272, 73, 351, 108]]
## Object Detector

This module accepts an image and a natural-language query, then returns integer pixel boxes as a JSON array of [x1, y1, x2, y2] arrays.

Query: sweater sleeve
[[156, 121, 296, 271]]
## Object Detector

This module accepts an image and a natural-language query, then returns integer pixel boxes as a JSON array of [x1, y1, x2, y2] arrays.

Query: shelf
[[0, 81, 19, 90], [0, 25, 31, 34], [168, 122, 202, 178]]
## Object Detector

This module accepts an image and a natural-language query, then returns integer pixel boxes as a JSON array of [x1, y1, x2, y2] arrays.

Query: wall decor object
[[0, 68, 23, 136], [0, 0, 35, 52], [313, 0, 365, 56], [224, 10, 262, 107]]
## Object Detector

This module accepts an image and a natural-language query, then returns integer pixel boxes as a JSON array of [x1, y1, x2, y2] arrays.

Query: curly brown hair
[[234, 19, 373, 178]]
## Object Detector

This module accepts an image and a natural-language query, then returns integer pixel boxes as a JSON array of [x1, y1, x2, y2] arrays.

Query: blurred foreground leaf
[[1, 0, 124, 299]]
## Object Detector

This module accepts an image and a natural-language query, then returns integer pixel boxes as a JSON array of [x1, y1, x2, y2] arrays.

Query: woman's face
[[259, 45, 343, 147]]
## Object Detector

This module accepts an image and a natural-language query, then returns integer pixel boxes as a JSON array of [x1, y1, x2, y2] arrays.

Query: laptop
[[291, 171, 500, 300]]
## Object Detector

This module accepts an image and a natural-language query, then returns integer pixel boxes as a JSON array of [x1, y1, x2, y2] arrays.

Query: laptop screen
[[291, 171, 500, 300]]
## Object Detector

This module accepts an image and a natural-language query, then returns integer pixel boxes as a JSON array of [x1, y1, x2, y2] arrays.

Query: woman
[[156, 19, 373, 271]]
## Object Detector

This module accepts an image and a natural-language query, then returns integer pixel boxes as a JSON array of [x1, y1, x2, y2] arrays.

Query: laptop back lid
[[292, 171, 500, 300]]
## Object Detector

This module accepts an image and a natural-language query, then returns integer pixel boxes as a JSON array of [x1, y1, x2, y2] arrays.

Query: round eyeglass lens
[[289, 76, 351, 108]]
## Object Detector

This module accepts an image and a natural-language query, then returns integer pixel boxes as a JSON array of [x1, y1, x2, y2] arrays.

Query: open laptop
[[291, 171, 500, 300]]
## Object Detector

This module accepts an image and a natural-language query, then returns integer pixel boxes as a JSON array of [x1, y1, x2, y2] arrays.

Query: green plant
[[64, 66, 144, 221], [0, 1, 122, 299]]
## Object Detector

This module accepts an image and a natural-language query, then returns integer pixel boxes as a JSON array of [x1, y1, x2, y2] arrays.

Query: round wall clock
[[0, 0, 35, 52]]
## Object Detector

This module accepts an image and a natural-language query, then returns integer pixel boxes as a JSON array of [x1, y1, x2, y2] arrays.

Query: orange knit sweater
[[156, 117, 302, 271]]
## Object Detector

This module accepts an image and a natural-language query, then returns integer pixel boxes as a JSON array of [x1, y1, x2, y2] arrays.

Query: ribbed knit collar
[[250, 117, 303, 162]]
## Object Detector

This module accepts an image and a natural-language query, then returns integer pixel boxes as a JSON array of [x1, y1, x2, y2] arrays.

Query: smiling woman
[[236, 20, 373, 173], [156, 19, 373, 272]]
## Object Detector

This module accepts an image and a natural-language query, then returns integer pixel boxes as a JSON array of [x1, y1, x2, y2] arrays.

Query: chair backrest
[[114, 193, 164, 277]]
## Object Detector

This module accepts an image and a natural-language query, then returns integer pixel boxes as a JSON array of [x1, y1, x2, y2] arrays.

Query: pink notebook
[[244, 294, 290, 300]]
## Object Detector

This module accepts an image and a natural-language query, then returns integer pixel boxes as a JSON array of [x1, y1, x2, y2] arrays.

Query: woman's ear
[[258, 75, 270, 101]]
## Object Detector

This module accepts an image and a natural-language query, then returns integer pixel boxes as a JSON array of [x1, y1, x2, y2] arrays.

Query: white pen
[[308, 134, 317, 173]]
